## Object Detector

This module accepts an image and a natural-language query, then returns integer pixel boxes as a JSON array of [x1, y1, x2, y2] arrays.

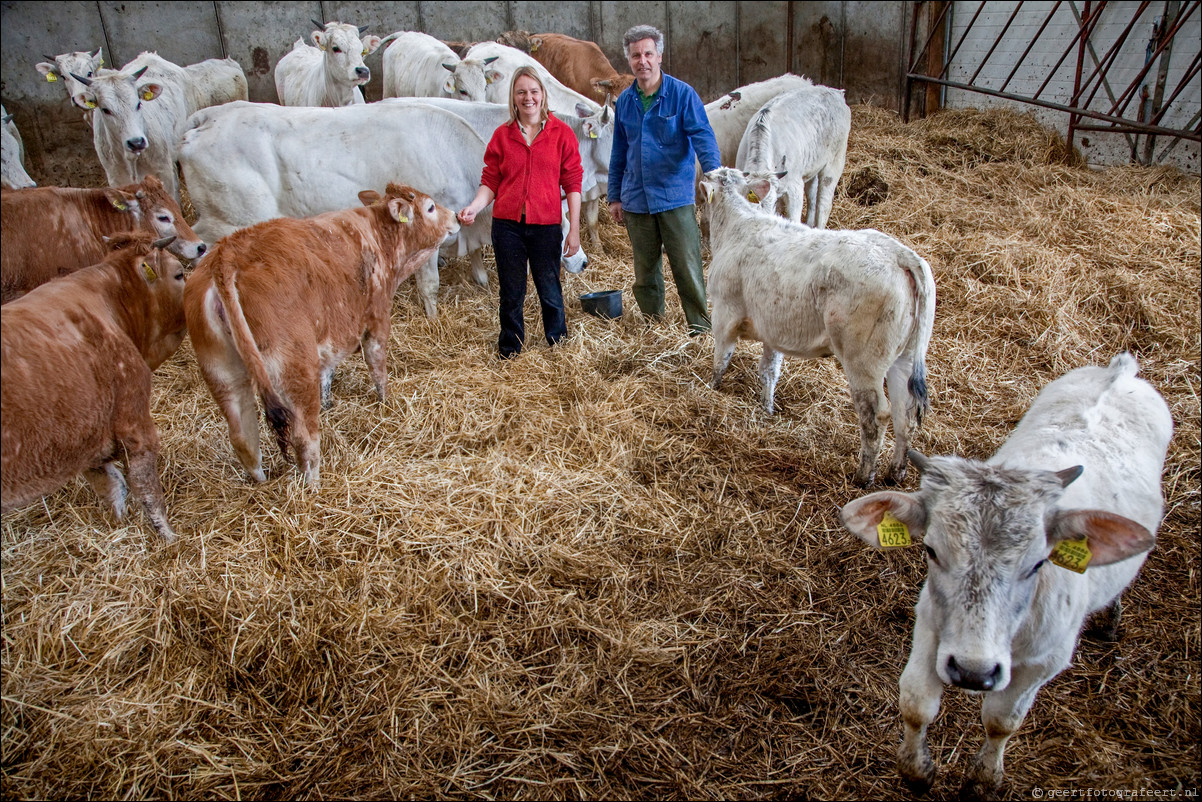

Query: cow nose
[[126, 137, 148, 153], [355, 66, 370, 80], [946, 656, 1002, 691], [196, 243, 207, 256]]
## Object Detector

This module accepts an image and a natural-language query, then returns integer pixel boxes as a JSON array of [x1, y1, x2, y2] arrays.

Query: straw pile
[[3, 106, 1198, 800]]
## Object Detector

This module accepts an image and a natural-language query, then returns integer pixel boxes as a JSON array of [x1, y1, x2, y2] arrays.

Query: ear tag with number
[[877, 511, 912, 548], [746, 190, 760, 203], [47, 72, 59, 82], [398, 214, 409, 223], [142, 261, 157, 281], [142, 90, 155, 101], [1050, 538, 1091, 573]]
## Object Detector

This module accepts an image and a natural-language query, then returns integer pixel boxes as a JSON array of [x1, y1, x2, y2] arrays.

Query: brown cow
[[1, 232, 187, 541], [498, 31, 634, 105], [185, 183, 458, 489], [1, 173, 204, 303]]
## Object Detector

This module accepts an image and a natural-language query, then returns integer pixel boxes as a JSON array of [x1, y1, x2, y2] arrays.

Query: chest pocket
[[646, 112, 681, 143]]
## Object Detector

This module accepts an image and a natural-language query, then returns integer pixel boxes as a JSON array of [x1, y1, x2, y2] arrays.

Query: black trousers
[[492, 217, 567, 358]]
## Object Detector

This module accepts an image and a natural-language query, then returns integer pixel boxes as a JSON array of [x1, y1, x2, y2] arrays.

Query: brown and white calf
[[1, 232, 187, 541], [840, 353, 1172, 795], [184, 183, 458, 488], [1, 174, 204, 303]]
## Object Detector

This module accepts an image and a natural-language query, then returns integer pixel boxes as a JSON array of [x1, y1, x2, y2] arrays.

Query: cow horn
[[44, 54, 58, 62], [442, 62, 456, 72], [152, 235, 176, 250], [311, 18, 327, 31], [358, 25, 369, 35], [70, 71, 93, 86], [2, 114, 12, 125], [131, 65, 149, 80], [484, 56, 499, 65]]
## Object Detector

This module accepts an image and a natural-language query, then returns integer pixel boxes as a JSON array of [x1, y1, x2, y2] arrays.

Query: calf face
[[313, 21, 382, 88], [74, 66, 163, 155], [122, 174, 206, 261], [37, 48, 104, 110]]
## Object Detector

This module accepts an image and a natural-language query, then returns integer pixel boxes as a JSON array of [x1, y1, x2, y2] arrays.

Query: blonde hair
[[508, 65, 550, 125]]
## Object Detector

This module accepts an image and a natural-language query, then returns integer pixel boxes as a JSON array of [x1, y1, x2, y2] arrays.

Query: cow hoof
[[897, 763, 935, 796]]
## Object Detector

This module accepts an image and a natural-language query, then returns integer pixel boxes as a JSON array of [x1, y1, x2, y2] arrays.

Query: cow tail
[[211, 254, 295, 461], [900, 248, 936, 428]]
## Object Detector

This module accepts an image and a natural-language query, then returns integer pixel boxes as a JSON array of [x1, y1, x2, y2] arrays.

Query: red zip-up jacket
[[480, 113, 583, 225]]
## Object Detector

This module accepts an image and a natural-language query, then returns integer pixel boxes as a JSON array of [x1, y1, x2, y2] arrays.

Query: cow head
[[105, 231, 189, 370], [359, 183, 459, 252], [103, 175, 207, 261], [441, 56, 502, 101], [573, 100, 614, 197], [37, 48, 104, 110], [699, 167, 781, 225], [311, 21, 381, 88], [590, 74, 635, 100], [73, 65, 164, 156], [840, 452, 1155, 694]]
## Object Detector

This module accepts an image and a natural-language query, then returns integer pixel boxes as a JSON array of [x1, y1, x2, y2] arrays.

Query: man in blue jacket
[[607, 24, 721, 336]]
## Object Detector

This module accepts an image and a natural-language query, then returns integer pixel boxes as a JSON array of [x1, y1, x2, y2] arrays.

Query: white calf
[[382, 31, 501, 102], [840, 353, 1172, 795], [36, 48, 105, 111], [735, 84, 850, 228], [275, 21, 383, 107], [702, 167, 935, 485], [1, 107, 36, 189]]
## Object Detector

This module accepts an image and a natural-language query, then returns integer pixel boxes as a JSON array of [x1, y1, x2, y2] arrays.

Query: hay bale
[[3, 105, 1198, 800]]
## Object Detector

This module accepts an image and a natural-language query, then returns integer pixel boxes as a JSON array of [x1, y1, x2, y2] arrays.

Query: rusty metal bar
[[1150, 51, 1201, 126], [966, 1, 1026, 86], [999, 1, 1064, 93], [1034, 0, 1109, 100], [1077, 0, 1153, 112], [907, 0, 955, 75], [1104, 0, 1199, 116], [938, 1, 989, 80]]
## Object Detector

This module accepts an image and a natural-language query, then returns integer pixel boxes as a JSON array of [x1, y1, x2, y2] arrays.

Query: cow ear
[[387, 197, 413, 223], [443, 74, 456, 94], [312, 31, 327, 50], [358, 189, 382, 206], [36, 62, 59, 80], [93, 47, 104, 65], [138, 82, 163, 102], [699, 180, 716, 204], [104, 188, 137, 213], [574, 102, 593, 118], [485, 69, 504, 85], [840, 491, 927, 549], [1048, 510, 1155, 568], [748, 177, 773, 201], [530, 37, 542, 52], [362, 35, 383, 54]]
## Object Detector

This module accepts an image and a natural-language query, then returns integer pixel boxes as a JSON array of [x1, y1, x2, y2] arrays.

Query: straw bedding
[[2, 106, 1198, 800]]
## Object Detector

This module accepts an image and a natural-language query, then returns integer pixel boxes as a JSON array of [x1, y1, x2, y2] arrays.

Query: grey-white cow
[[1, 107, 36, 189], [702, 166, 936, 485], [735, 84, 850, 228], [275, 21, 383, 107], [840, 353, 1172, 795]]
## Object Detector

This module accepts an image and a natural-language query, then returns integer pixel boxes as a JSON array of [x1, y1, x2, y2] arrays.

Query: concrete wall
[[943, 0, 1200, 172], [0, 0, 913, 187]]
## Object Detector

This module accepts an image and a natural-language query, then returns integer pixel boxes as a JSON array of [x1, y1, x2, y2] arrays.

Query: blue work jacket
[[607, 73, 721, 215]]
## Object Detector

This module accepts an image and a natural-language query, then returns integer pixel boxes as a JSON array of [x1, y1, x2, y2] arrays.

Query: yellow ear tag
[[1049, 538, 1091, 573], [85, 100, 97, 109], [47, 72, 59, 82], [877, 511, 912, 548], [114, 201, 128, 211], [746, 190, 760, 204], [362, 48, 369, 56], [142, 90, 155, 101], [398, 215, 409, 223], [142, 261, 157, 281], [589, 130, 598, 139]]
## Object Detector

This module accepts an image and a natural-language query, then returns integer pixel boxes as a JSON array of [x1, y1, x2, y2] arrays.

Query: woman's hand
[[457, 206, 478, 225], [563, 230, 581, 257]]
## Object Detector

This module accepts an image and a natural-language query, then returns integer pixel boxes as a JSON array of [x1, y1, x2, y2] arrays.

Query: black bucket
[[580, 290, 623, 319]]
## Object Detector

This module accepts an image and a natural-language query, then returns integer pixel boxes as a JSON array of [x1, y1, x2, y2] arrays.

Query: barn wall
[[942, 0, 1200, 172], [0, 0, 912, 187]]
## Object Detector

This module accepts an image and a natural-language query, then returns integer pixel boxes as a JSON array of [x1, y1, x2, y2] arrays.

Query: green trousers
[[622, 205, 711, 334]]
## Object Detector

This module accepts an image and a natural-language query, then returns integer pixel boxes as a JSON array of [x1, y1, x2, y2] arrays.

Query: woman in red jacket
[[459, 66, 584, 359]]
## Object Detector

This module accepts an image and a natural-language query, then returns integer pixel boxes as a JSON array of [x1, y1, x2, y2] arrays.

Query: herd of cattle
[[0, 21, 1175, 796]]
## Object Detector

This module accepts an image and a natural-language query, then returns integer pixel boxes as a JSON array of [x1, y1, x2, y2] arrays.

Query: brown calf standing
[[1, 232, 187, 540], [1, 174, 204, 303], [499, 31, 634, 105], [185, 183, 458, 489]]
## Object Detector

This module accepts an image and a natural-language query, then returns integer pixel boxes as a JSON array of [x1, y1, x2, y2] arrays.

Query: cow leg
[[804, 176, 820, 227], [882, 357, 914, 484], [84, 462, 129, 520], [758, 348, 784, 415], [963, 662, 1055, 797], [320, 367, 335, 410], [847, 375, 889, 487], [469, 248, 489, 288], [125, 446, 177, 542], [361, 329, 389, 402], [285, 375, 322, 489], [897, 607, 943, 794], [200, 363, 265, 483], [416, 253, 440, 318], [584, 198, 601, 249], [814, 172, 840, 230], [711, 308, 739, 391]]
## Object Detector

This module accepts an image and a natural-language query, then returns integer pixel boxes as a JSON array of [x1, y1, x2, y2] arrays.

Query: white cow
[[705, 74, 815, 167], [73, 63, 189, 201], [36, 48, 106, 111], [701, 167, 936, 486], [275, 21, 383, 107], [179, 101, 492, 318], [840, 353, 1172, 795], [382, 31, 502, 102], [1, 107, 36, 189], [735, 84, 850, 228], [379, 96, 614, 248], [464, 41, 600, 117], [181, 57, 249, 111]]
